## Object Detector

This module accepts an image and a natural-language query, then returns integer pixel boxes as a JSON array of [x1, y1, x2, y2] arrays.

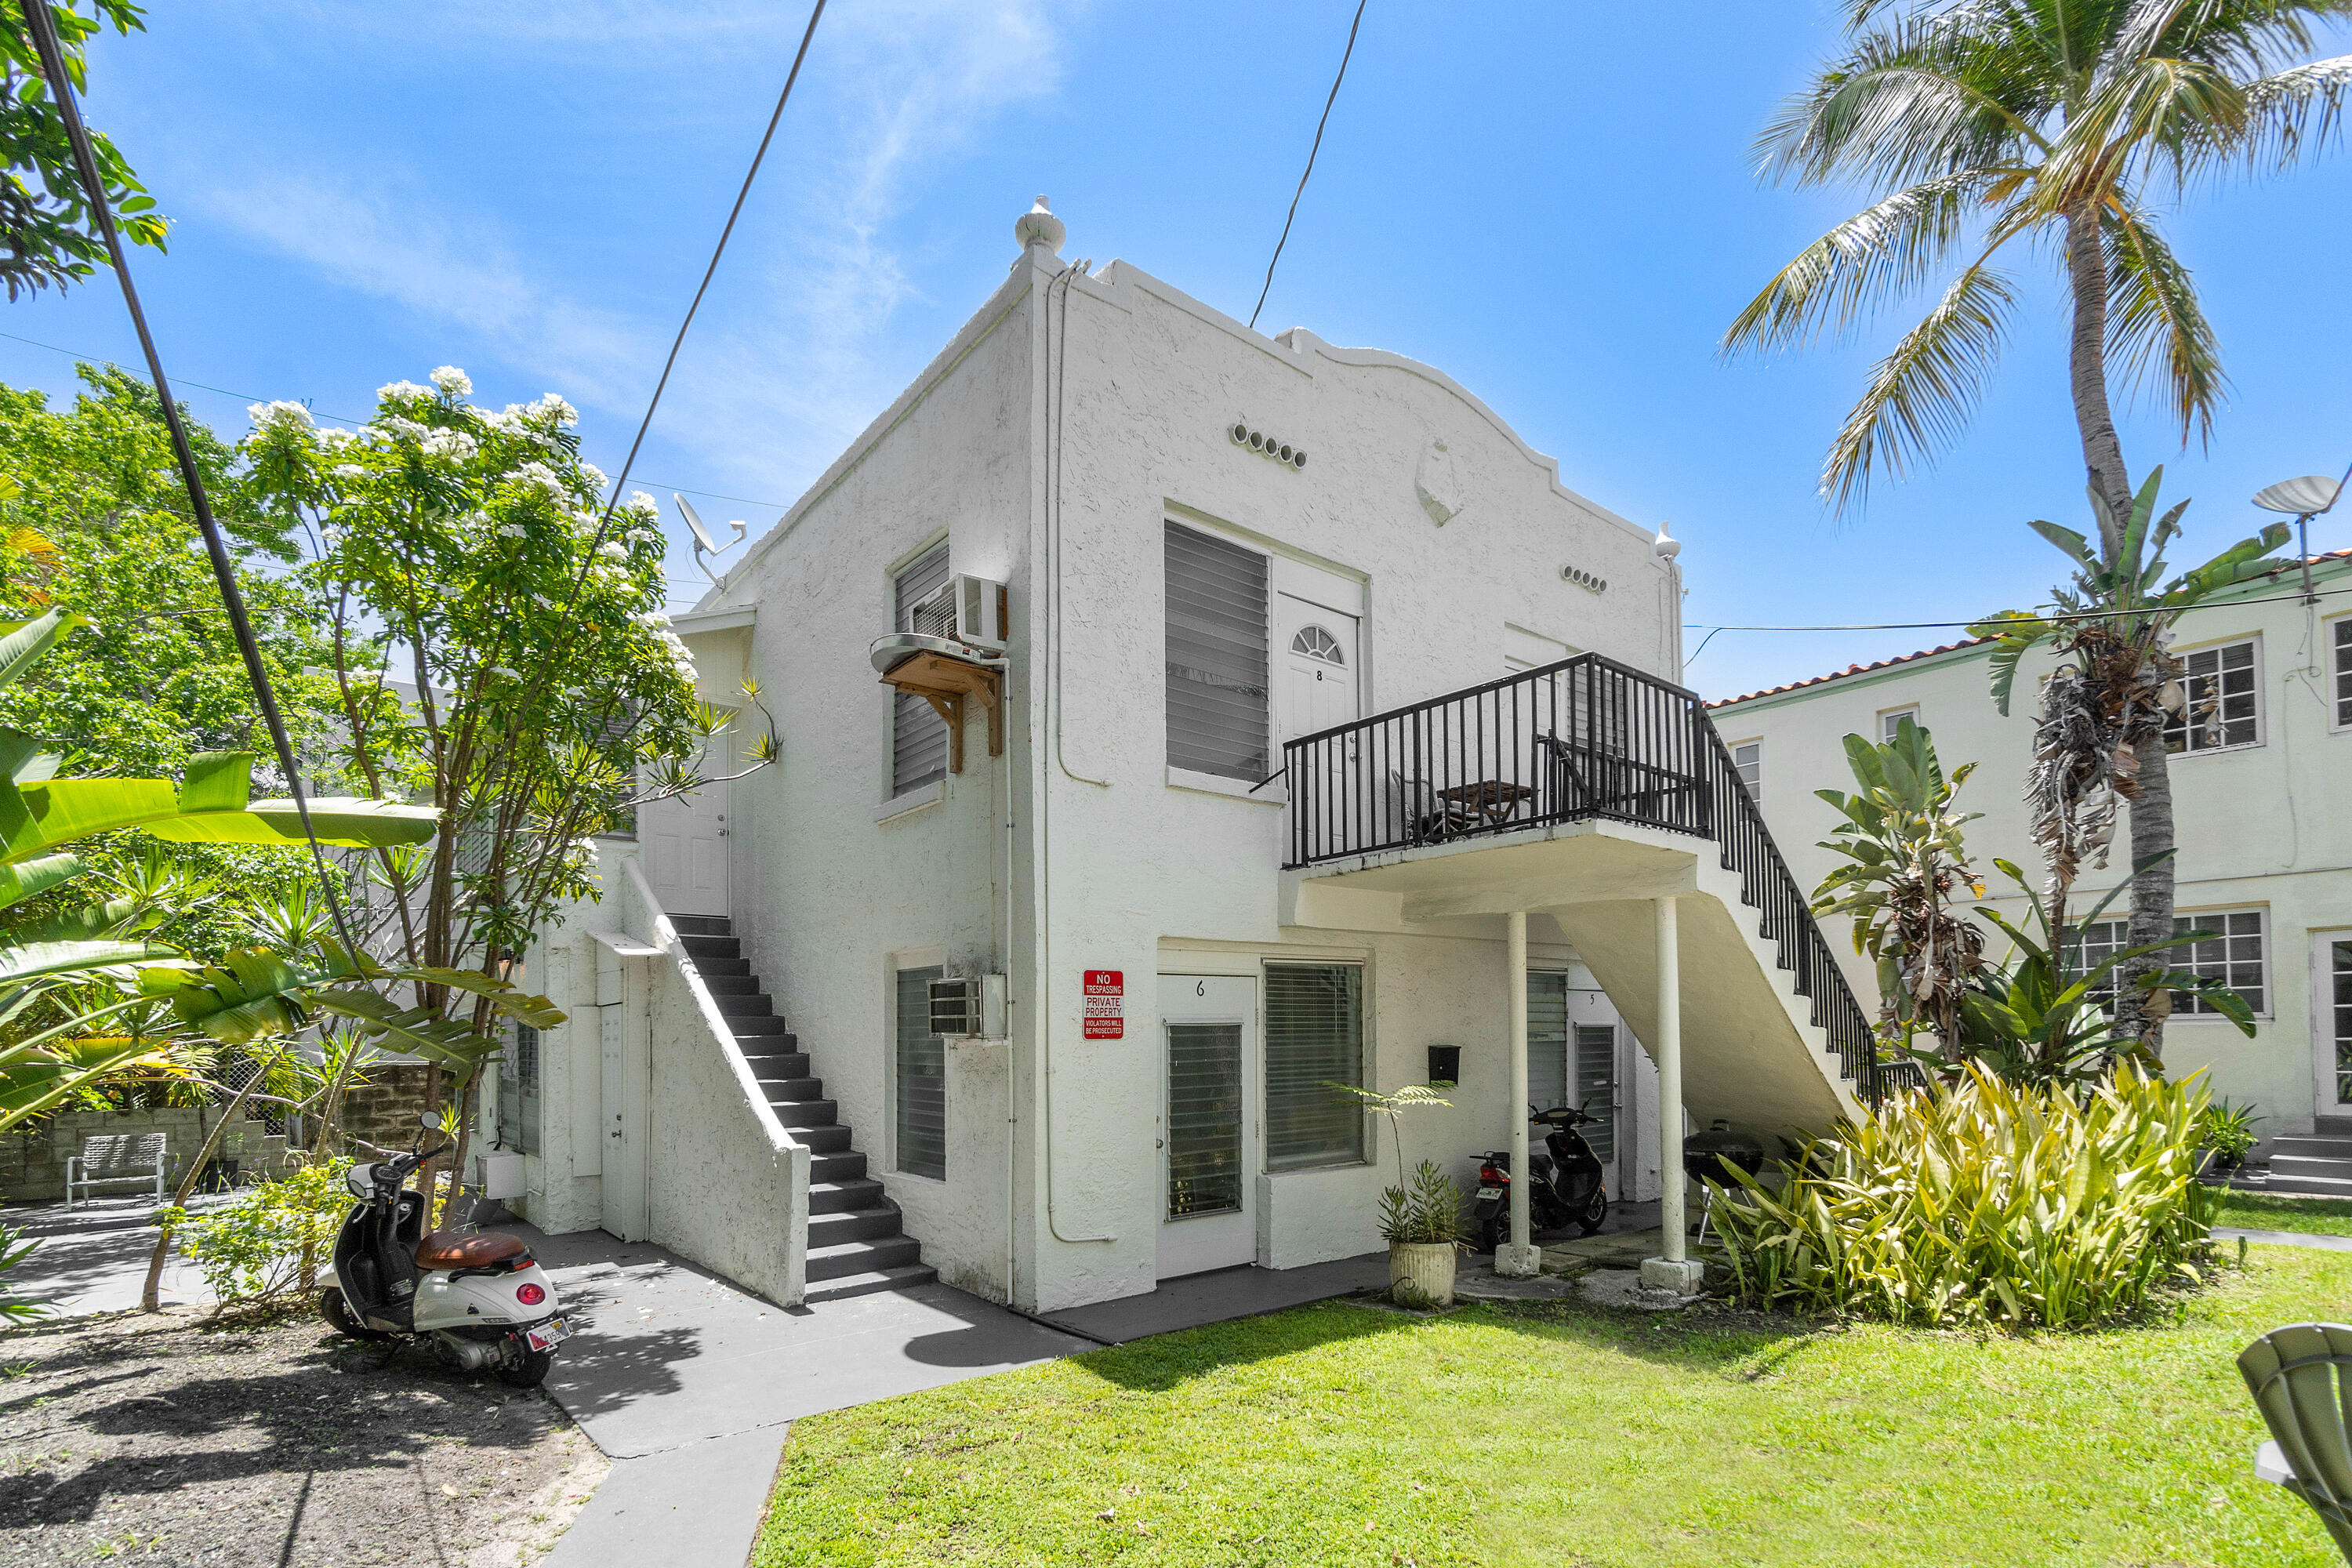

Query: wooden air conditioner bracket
[[879, 651, 1003, 774]]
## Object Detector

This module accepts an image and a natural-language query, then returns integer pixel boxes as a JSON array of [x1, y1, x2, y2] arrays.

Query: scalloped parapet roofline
[[700, 247, 1658, 610]]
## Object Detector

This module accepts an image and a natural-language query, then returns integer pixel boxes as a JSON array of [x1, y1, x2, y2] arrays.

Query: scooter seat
[[415, 1230, 532, 1271]]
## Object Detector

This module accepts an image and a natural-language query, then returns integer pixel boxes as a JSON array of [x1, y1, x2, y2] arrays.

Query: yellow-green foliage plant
[[1709, 1064, 2219, 1330], [159, 1157, 354, 1311]]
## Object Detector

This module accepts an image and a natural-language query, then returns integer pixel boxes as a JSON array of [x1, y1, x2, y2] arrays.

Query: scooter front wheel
[[320, 1286, 391, 1342], [1576, 1189, 1610, 1237], [496, 1348, 554, 1388]]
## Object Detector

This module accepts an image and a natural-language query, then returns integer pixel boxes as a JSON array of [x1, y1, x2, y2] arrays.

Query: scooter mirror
[[419, 1112, 441, 1132]]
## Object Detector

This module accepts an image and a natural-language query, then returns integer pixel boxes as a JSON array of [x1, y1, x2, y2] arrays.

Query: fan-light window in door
[[1291, 625, 1345, 665]]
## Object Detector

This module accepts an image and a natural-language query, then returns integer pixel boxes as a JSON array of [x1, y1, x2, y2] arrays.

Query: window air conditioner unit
[[916, 574, 1007, 654], [929, 974, 1007, 1040]]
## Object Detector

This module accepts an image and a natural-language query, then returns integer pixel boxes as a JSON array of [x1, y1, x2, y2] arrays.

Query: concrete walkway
[[515, 1225, 1090, 1568], [4, 1195, 229, 1315], [2215, 1226, 2352, 1252]]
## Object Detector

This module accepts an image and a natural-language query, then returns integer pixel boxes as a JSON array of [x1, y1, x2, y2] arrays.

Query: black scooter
[[1472, 1101, 1610, 1251]]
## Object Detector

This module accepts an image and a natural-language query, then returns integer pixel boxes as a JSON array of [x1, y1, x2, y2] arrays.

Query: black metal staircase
[[669, 915, 938, 1303]]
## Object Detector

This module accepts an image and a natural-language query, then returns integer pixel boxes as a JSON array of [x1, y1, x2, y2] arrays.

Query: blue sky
[[9, 1, 2350, 700]]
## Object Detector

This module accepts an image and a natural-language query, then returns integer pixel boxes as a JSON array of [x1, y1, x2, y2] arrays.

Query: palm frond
[[1724, 171, 2013, 355], [2238, 53, 2352, 168], [2100, 197, 2228, 448], [1824, 256, 2020, 511]]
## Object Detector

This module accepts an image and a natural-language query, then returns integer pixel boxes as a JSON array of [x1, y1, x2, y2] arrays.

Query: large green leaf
[[0, 851, 85, 912], [310, 987, 506, 1073], [0, 938, 163, 984], [0, 760, 440, 866], [140, 949, 323, 1044], [0, 608, 83, 692], [404, 967, 565, 1030], [0, 1036, 183, 1131]]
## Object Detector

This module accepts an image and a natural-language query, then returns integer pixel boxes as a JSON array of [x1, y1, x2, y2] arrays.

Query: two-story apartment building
[[1709, 546, 2352, 1190], [488, 201, 1886, 1314]]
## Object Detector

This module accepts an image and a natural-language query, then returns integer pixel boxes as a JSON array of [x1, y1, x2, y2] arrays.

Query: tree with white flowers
[[245, 369, 770, 1149]]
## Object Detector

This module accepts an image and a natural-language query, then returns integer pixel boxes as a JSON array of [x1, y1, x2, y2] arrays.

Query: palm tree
[[1726, 0, 2350, 1050]]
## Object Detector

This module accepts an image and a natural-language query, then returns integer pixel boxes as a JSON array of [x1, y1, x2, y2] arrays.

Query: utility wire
[[0, 325, 793, 512], [588, 0, 825, 535], [1682, 579, 2352, 635], [20, 0, 365, 961], [1247, 0, 1367, 331]]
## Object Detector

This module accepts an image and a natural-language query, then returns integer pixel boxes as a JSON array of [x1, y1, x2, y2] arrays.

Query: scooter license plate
[[526, 1317, 571, 1352], [1477, 1186, 1504, 1199]]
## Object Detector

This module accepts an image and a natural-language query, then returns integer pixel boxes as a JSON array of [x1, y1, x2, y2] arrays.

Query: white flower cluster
[[626, 491, 658, 521], [430, 366, 473, 397], [530, 394, 578, 426], [656, 628, 697, 682], [422, 430, 479, 463], [381, 415, 430, 443], [377, 380, 433, 404], [510, 461, 570, 504], [597, 540, 630, 561], [579, 462, 607, 491], [247, 400, 314, 434]]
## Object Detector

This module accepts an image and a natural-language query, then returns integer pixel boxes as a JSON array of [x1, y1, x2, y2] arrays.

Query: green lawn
[[2214, 1191, 2352, 1238], [754, 1247, 2351, 1568]]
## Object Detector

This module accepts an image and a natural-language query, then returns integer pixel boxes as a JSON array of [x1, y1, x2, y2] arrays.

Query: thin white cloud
[[178, 0, 1080, 495]]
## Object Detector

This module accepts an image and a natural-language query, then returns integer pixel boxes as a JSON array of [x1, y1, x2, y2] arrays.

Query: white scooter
[[319, 1112, 571, 1387]]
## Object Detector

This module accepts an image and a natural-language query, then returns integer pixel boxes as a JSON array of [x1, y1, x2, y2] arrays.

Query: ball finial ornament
[[1014, 194, 1065, 256]]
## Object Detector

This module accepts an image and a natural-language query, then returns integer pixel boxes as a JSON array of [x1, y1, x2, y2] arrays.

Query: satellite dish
[[2252, 474, 2345, 517], [676, 493, 747, 578]]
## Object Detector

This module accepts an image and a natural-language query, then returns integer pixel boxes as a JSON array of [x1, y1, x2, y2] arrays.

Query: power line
[[20, 0, 364, 960], [0, 325, 795, 513], [1682, 579, 2352, 636], [1247, 0, 1367, 332]]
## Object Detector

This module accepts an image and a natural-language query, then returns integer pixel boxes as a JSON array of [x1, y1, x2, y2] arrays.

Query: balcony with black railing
[[1279, 652, 1889, 1105]]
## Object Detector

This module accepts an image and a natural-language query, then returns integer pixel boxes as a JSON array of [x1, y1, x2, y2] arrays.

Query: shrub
[[1377, 1160, 1468, 1247], [1708, 1065, 2218, 1329], [160, 1157, 352, 1309]]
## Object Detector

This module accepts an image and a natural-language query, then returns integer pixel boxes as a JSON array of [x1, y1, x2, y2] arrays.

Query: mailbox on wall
[[1427, 1044, 1461, 1087]]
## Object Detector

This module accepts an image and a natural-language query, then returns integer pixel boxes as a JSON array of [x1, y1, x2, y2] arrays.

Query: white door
[[1158, 975, 1259, 1279], [599, 1004, 648, 1240], [2315, 932, 2352, 1114], [641, 774, 729, 916], [1279, 597, 1357, 856]]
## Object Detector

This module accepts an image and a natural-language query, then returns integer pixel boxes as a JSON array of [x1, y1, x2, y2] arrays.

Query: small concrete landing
[[1040, 1252, 1390, 1345], [1454, 1265, 1580, 1303], [1542, 1226, 1666, 1271], [1579, 1268, 1702, 1312]]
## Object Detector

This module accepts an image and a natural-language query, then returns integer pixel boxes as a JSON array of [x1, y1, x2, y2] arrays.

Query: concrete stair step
[[768, 1099, 837, 1130], [702, 974, 760, 996], [669, 913, 731, 935], [2259, 1174, 2352, 1197], [731, 1018, 793, 1039], [809, 1178, 885, 1214], [693, 956, 752, 978], [804, 1263, 938, 1305], [713, 993, 774, 1018], [756, 1076, 826, 1103], [808, 1205, 906, 1248], [2314, 1116, 2352, 1139], [808, 1149, 866, 1181], [806, 1235, 922, 1283], [799, 1126, 853, 1156], [2272, 1137, 2352, 1160], [740, 1052, 810, 1081]]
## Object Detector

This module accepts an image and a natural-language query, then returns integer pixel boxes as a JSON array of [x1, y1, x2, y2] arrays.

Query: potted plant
[[2199, 1098, 2263, 1178], [1330, 1081, 1468, 1307], [1381, 1160, 1468, 1307]]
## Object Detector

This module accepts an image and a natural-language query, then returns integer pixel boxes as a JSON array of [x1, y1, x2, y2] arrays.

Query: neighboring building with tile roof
[[1709, 546, 2352, 1163]]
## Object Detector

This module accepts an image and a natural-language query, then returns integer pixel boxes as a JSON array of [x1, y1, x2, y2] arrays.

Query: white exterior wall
[[545, 223, 1686, 1314], [1709, 555, 2352, 1141]]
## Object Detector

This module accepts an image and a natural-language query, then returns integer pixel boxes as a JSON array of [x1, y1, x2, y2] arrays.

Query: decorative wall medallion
[[1229, 420, 1308, 470], [1414, 437, 1462, 527]]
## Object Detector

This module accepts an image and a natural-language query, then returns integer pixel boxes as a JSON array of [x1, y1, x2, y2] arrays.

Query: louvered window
[[1166, 1022, 1244, 1218], [1265, 964, 1364, 1170], [1573, 1024, 1617, 1164], [1165, 523, 1269, 780], [892, 543, 952, 795], [895, 965, 946, 1179], [498, 1022, 540, 1156], [1526, 971, 1568, 1115]]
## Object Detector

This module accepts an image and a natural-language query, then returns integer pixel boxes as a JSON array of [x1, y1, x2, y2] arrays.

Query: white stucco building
[[487, 201, 1888, 1313], [1708, 546, 2352, 1185]]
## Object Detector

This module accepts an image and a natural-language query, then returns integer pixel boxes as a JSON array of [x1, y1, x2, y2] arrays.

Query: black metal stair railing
[[1280, 652, 1883, 1100]]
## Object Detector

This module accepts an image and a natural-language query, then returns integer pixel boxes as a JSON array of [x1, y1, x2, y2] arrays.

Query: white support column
[[1496, 909, 1542, 1279], [1641, 894, 1702, 1297]]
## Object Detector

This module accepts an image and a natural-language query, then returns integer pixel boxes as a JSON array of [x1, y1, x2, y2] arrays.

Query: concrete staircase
[[2256, 1116, 2352, 1198], [669, 915, 937, 1303]]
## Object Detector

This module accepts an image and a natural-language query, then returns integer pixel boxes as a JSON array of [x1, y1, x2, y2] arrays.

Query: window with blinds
[[892, 543, 952, 795], [1166, 1022, 1244, 1218], [1165, 523, 1269, 780], [1573, 1024, 1617, 1164], [1265, 964, 1364, 1170], [498, 1022, 540, 1156], [894, 966, 947, 1179], [1526, 971, 1568, 1115]]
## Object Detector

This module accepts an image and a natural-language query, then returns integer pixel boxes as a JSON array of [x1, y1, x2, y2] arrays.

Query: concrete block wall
[[2, 1108, 281, 1203]]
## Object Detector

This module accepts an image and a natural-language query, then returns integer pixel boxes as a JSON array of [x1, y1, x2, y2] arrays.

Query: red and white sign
[[1083, 969, 1123, 1040]]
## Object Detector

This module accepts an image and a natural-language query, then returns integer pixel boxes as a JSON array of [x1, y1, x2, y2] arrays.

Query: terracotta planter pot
[[1389, 1241, 1457, 1308]]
